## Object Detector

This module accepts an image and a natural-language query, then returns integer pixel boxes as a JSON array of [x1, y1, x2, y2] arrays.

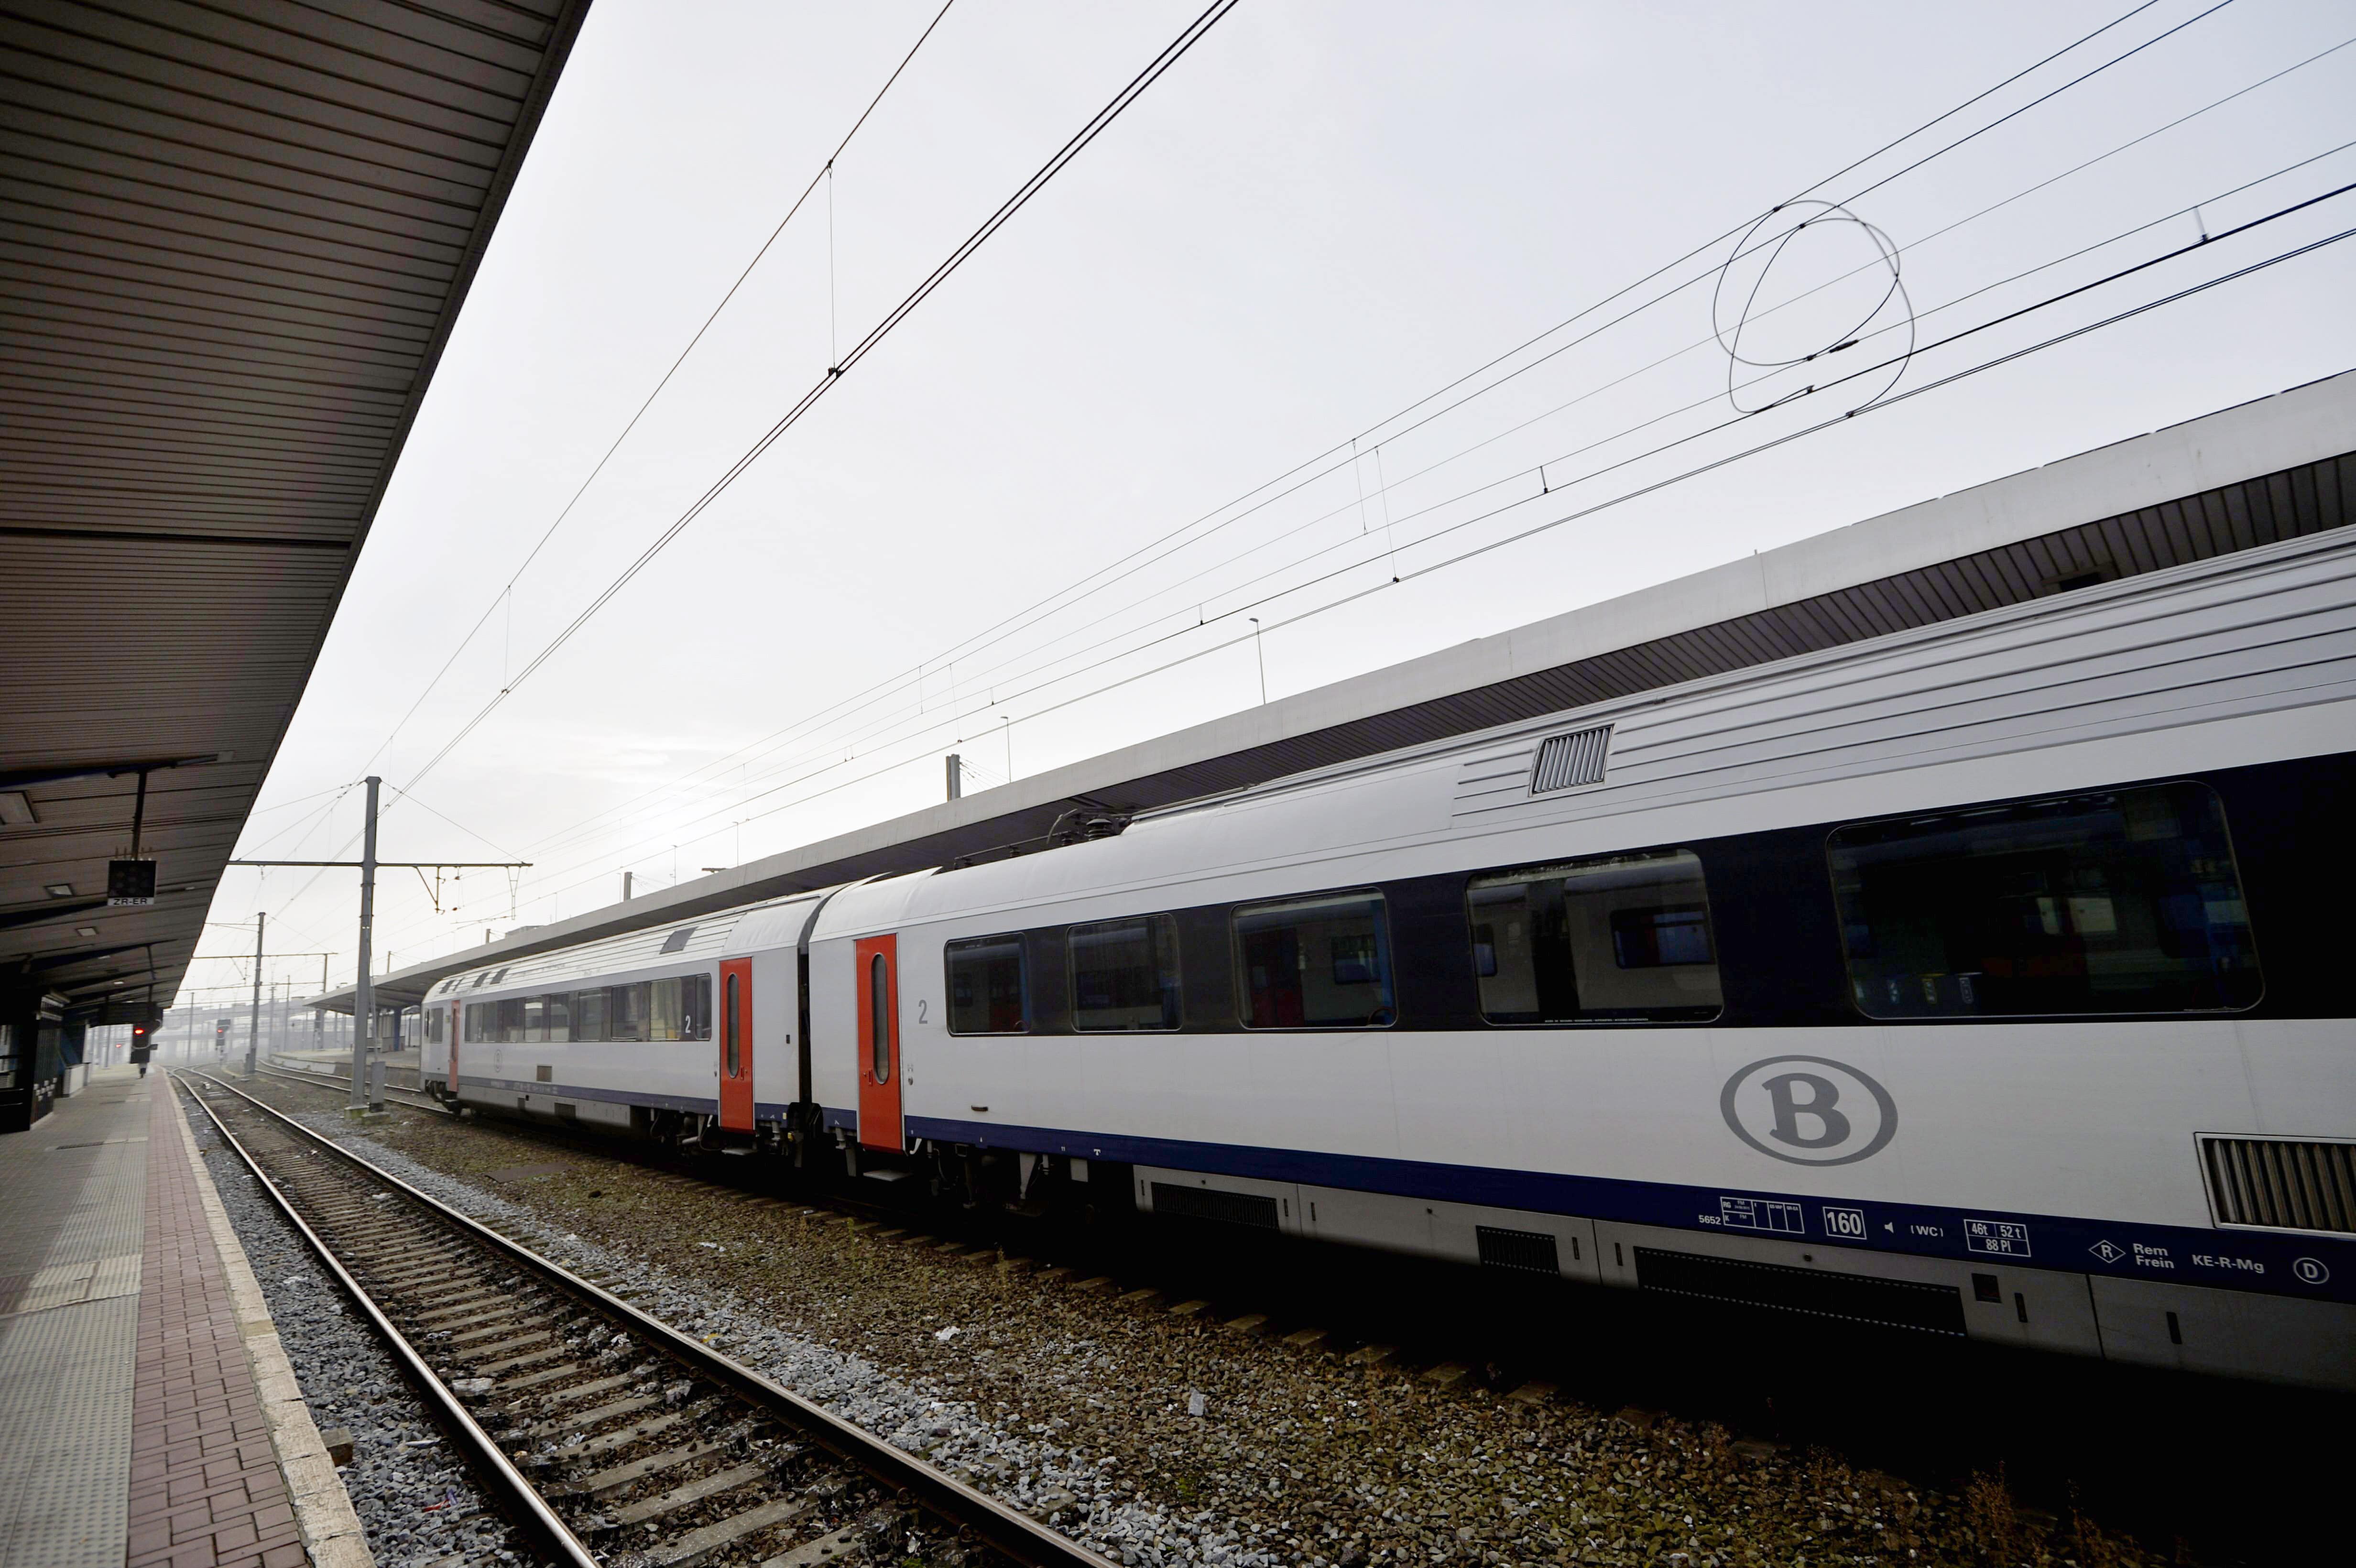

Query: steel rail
[[245, 1059, 452, 1115], [182, 1070, 1116, 1568], [240, 1060, 935, 1234], [172, 1072, 600, 1568]]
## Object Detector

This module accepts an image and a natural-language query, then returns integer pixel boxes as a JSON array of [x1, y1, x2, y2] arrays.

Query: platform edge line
[[166, 1079, 376, 1568]]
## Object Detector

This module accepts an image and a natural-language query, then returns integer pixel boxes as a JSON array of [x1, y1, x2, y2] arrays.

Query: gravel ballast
[[196, 1077, 2201, 1568], [185, 1091, 532, 1568]]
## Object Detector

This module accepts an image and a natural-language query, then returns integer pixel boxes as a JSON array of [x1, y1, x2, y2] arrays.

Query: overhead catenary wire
[[203, 0, 998, 940], [392, 0, 1245, 799], [955, 216, 2356, 735], [820, 0, 2224, 696], [545, 0, 2270, 846], [314, 0, 2321, 955], [375, 0, 2212, 872], [399, 189, 2356, 930], [386, 122, 2356, 935], [478, 137, 2356, 893], [383, 784, 525, 862], [345, 0, 962, 784]]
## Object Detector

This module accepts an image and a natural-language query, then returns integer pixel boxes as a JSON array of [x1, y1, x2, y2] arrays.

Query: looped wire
[[1712, 199, 1917, 415]]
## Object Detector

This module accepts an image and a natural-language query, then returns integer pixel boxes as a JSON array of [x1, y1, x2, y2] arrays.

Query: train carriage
[[426, 522, 2356, 1391]]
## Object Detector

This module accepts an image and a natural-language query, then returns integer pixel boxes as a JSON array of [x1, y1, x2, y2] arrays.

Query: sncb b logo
[[1721, 1055, 1898, 1166]]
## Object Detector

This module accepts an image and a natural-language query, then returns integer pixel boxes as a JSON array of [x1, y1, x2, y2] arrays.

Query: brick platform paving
[[128, 1085, 307, 1568]]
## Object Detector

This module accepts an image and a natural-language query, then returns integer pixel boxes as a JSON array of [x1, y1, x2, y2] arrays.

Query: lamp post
[[226, 775, 525, 1117], [244, 911, 263, 1078], [349, 776, 379, 1112]]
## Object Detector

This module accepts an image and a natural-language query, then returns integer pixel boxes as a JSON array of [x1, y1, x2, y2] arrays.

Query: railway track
[[246, 1059, 453, 1115], [196, 1066, 2341, 1564], [175, 1071, 1107, 1568]]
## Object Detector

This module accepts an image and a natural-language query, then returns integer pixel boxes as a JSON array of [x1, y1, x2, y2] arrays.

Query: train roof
[[427, 891, 830, 1001], [817, 521, 2356, 937]]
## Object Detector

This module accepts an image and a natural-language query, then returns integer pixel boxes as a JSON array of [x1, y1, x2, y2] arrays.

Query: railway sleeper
[[526, 1393, 662, 1438], [550, 1421, 771, 1499], [369, 1265, 476, 1292], [644, 1494, 812, 1568], [460, 1328, 556, 1361], [414, 1305, 536, 1339], [325, 1219, 423, 1240], [555, 1396, 723, 1463], [361, 1249, 478, 1274], [412, 1288, 513, 1323], [606, 1455, 789, 1528], [328, 1208, 430, 1229], [445, 1318, 550, 1350], [495, 1361, 590, 1394], [527, 1371, 640, 1410], [352, 1247, 467, 1272], [762, 1524, 865, 1568], [345, 1238, 469, 1262], [476, 1343, 572, 1377]]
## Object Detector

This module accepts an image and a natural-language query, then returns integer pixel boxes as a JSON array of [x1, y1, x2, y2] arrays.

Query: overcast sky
[[184, 0, 2356, 1012]]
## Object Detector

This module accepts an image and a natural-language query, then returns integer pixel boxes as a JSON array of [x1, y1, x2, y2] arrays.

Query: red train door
[[447, 1001, 461, 1092], [719, 958, 754, 1132], [854, 934, 901, 1151]]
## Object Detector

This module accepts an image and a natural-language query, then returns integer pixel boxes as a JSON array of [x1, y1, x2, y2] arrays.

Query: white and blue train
[[420, 524, 2356, 1391]]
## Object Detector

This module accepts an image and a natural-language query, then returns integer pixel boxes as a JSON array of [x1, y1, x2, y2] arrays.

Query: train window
[[1469, 849, 1722, 1024], [946, 935, 1028, 1034], [497, 996, 527, 1043], [542, 992, 572, 1044], [871, 953, 891, 1080], [1827, 782, 2263, 1018], [1233, 892, 1395, 1028], [649, 977, 700, 1041], [572, 987, 606, 1042], [725, 973, 739, 1075], [606, 983, 648, 1043], [1069, 915, 1182, 1031], [523, 996, 546, 1043]]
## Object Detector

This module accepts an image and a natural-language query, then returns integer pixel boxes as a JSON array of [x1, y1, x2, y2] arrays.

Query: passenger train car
[[420, 525, 2356, 1390]]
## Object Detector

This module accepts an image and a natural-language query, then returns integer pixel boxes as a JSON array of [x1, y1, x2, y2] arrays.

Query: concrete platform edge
[[166, 1086, 375, 1568]]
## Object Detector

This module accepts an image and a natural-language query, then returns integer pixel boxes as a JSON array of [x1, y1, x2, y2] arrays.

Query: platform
[[0, 1069, 367, 1568]]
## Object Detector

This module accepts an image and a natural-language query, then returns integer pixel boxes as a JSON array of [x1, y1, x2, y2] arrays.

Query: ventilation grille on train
[[660, 926, 697, 954], [2200, 1135, 2356, 1234], [1529, 725, 1611, 794], [1151, 1182, 1280, 1229], [1476, 1226, 1561, 1274], [1634, 1248, 1966, 1337]]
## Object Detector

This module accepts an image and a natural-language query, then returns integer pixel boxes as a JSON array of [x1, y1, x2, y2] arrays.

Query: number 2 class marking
[[917, 1000, 928, 1024]]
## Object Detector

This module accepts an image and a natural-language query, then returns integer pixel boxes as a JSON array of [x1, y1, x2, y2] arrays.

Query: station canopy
[[0, 0, 591, 1023]]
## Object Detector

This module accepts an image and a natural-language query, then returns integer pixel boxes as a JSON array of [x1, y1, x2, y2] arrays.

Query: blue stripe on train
[[464, 1087, 2354, 1307], [886, 1110, 2356, 1308], [451, 1073, 791, 1122]]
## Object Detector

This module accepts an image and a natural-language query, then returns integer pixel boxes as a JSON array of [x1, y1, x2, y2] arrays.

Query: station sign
[[107, 859, 157, 906]]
